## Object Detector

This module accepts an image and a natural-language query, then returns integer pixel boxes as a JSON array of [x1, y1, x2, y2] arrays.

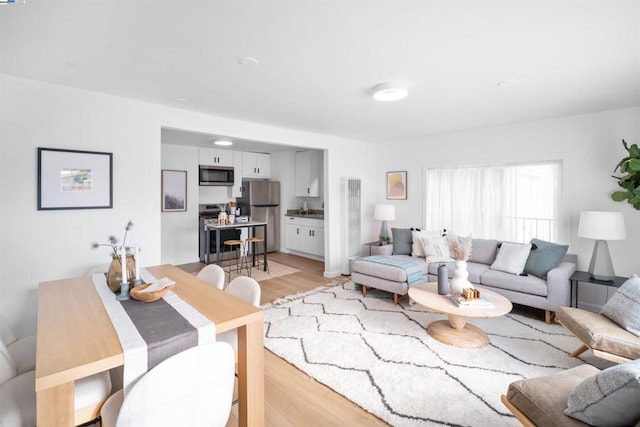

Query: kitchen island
[[204, 220, 268, 270]]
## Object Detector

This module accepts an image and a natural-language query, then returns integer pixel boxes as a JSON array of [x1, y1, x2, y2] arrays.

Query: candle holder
[[116, 280, 131, 301]]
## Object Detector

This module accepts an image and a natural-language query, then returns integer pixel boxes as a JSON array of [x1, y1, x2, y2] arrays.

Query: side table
[[569, 270, 628, 308], [364, 241, 393, 256]]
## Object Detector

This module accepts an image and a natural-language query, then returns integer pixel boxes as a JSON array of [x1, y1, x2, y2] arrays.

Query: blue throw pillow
[[523, 238, 568, 279], [391, 228, 413, 255]]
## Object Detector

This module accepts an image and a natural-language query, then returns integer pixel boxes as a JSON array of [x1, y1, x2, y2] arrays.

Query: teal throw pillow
[[391, 228, 412, 255], [523, 238, 568, 279]]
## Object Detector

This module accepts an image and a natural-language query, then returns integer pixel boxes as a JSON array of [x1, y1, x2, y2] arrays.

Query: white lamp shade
[[373, 204, 395, 221], [578, 211, 626, 240]]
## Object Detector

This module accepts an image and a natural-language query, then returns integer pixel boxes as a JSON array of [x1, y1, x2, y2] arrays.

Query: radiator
[[341, 177, 362, 274]]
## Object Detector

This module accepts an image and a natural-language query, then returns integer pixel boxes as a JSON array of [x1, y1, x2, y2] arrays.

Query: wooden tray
[[130, 283, 169, 302]]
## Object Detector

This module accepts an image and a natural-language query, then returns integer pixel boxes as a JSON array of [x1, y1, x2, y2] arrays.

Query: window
[[425, 161, 561, 242]]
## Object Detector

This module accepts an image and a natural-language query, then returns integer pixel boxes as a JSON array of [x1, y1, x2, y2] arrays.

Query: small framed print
[[386, 171, 407, 200], [37, 147, 113, 210], [161, 169, 187, 212]]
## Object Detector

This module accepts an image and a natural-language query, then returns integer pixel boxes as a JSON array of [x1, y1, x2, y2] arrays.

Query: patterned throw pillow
[[490, 242, 532, 275], [565, 358, 640, 426], [601, 274, 640, 337], [411, 229, 442, 257], [419, 236, 452, 262], [391, 228, 413, 255], [523, 238, 569, 279]]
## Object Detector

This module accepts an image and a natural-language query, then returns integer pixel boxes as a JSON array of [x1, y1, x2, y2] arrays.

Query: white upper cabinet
[[199, 148, 233, 167], [228, 151, 243, 198], [242, 152, 270, 178], [295, 150, 322, 197]]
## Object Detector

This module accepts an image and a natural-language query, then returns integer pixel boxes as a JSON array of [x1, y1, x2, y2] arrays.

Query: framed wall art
[[386, 171, 407, 200], [161, 169, 187, 212], [37, 147, 113, 210]]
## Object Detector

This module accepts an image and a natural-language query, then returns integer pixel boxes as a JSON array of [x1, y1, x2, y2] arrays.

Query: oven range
[[198, 204, 241, 263]]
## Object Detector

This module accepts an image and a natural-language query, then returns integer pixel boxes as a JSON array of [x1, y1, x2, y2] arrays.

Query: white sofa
[[351, 235, 576, 323]]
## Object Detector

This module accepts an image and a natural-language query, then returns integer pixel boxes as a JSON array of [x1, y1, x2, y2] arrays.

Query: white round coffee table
[[408, 282, 513, 348]]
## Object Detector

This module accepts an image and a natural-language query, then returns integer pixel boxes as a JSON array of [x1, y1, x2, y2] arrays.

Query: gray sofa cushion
[[351, 255, 426, 282], [480, 269, 548, 297], [565, 359, 640, 426], [468, 239, 499, 265], [601, 275, 640, 337], [524, 238, 569, 279]]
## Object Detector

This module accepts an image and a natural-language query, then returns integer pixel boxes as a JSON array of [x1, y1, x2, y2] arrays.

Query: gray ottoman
[[351, 255, 427, 304]]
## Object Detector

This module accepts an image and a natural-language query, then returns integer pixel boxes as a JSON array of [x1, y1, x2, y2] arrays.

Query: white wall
[[375, 107, 640, 309], [0, 74, 377, 336]]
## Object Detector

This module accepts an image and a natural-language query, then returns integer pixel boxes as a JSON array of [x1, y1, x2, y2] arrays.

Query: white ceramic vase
[[450, 260, 473, 295]]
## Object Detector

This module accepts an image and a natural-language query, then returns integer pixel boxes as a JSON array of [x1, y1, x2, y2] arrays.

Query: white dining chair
[[217, 277, 261, 354], [100, 342, 235, 427], [0, 316, 113, 427], [196, 264, 226, 290]]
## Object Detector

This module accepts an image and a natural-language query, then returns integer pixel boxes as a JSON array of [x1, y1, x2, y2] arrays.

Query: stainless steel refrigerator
[[237, 180, 280, 252]]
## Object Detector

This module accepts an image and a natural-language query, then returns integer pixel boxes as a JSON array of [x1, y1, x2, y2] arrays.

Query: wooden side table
[[569, 270, 628, 308]]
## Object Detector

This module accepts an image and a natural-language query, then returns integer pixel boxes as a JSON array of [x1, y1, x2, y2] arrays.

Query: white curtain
[[426, 161, 561, 242]]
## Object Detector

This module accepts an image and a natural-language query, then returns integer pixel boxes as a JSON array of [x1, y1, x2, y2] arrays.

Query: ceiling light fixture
[[372, 81, 408, 102], [497, 79, 519, 87], [214, 139, 233, 146]]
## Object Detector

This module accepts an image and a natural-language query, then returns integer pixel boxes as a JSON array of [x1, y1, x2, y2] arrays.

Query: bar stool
[[223, 239, 251, 282], [247, 237, 269, 273]]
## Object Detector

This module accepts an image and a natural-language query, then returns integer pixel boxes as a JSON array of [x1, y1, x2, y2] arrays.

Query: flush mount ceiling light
[[214, 139, 233, 146], [372, 81, 408, 102], [497, 79, 519, 87], [238, 57, 259, 67]]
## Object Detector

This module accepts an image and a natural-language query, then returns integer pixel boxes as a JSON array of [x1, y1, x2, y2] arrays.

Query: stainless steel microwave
[[199, 165, 234, 186]]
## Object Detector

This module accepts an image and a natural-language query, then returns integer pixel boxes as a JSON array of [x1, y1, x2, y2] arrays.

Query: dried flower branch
[[448, 236, 472, 261], [91, 221, 134, 259]]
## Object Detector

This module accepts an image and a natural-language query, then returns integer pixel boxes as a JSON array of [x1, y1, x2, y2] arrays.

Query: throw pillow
[[490, 242, 532, 275], [601, 275, 640, 337], [523, 238, 569, 279], [391, 228, 413, 255], [467, 239, 499, 265], [411, 229, 442, 257], [0, 339, 17, 386], [419, 236, 452, 262], [565, 359, 640, 426]]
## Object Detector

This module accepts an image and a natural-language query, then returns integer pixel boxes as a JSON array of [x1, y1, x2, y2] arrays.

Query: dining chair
[[100, 342, 235, 427], [217, 277, 261, 354], [0, 316, 113, 426], [196, 264, 226, 290]]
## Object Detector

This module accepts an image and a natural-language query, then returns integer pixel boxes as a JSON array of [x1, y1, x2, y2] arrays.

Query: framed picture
[[37, 147, 113, 210], [386, 171, 407, 200], [161, 169, 187, 212]]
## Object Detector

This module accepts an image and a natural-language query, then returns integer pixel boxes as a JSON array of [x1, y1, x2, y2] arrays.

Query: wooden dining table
[[35, 264, 265, 427]]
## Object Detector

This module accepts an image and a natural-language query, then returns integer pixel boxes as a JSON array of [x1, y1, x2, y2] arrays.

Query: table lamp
[[578, 211, 626, 281], [374, 204, 395, 242]]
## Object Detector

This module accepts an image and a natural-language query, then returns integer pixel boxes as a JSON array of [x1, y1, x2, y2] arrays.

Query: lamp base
[[588, 240, 615, 281], [379, 220, 390, 242]]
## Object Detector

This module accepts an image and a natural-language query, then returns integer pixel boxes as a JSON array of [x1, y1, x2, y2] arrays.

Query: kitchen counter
[[285, 209, 324, 219]]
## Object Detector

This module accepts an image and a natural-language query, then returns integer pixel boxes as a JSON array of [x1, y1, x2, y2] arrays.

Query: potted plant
[[612, 139, 640, 210]]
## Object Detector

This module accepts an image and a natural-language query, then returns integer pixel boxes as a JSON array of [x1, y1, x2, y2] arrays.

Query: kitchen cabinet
[[242, 152, 270, 178], [295, 150, 322, 197], [228, 151, 243, 198], [199, 148, 233, 167], [285, 216, 324, 257]]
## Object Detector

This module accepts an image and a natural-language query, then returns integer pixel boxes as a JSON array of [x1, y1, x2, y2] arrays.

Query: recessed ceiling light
[[372, 81, 408, 102], [497, 79, 519, 87], [214, 139, 233, 146], [174, 97, 188, 103], [238, 57, 259, 66]]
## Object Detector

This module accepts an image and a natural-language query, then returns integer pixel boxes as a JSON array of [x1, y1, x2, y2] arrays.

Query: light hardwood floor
[[179, 253, 389, 427]]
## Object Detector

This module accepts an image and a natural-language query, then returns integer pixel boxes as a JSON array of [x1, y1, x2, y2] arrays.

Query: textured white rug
[[263, 282, 612, 427]]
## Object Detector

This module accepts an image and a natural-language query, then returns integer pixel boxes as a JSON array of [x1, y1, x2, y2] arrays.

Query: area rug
[[226, 260, 299, 282], [263, 282, 612, 427]]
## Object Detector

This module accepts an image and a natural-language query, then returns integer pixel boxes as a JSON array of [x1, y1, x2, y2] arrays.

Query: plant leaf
[[629, 159, 640, 171], [612, 191, 628, 202]]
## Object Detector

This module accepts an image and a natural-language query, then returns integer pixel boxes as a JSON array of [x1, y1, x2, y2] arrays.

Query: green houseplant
[[611, 139, 640, 210]]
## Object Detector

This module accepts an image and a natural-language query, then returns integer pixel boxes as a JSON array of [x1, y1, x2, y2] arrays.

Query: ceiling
[[2, 1, 639, 148]]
